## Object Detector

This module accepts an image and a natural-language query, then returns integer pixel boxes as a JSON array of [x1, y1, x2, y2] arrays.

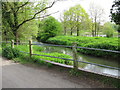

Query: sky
[[48, 0, 114, 23], [3, 0, 114, 23]]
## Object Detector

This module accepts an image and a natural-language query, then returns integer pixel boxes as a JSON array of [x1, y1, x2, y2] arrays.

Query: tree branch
[[16, 0, 29, 12], [17, 1, 56, 29], [6, 0, 14, 12], [35, 11, 59, 19]]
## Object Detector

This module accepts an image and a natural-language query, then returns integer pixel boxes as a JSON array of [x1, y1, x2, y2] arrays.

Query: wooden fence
[[11, 40, 79, 70], [9, 40, 120, 79]]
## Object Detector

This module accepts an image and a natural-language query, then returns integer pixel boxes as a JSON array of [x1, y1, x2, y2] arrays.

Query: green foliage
[[47, 36, 119, 58], [15, 45, 29, 52], [0, 45, 2, 55], [2, 1, 49, 42], [2, 46, 21, 59], [32, 52, 72, 65], [69, 69, 80, 76], [13, 58, 22, 63], [46, 63, 53, 68], [1, 42, 8, 48], [33, 45, 44, 52], [62, 4, 91, 36], [110, 0, 120, 25], [16, 45, 73, 65], [37, 16, 62, 42], [102, 22, 115, 37], [15, 45, 44, 53], [17, 20, 38, 41]]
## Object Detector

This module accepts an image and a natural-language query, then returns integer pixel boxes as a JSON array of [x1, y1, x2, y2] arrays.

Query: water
[[35, 42, 120, 77]]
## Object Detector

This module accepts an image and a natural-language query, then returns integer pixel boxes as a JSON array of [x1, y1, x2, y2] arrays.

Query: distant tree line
[[60, 4, 118, 37]]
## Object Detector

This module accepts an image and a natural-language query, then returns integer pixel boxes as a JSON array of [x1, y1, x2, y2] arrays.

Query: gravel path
[[1, 57, 112, 88]]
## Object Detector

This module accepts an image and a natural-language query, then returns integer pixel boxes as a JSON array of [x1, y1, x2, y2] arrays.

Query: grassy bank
[[47, 36, 119, 59]]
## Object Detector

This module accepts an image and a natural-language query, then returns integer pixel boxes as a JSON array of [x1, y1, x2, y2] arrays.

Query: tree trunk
[[13, 30, 18, 45], [94, 16, 97, 37], [77, 26, 79, 36], [92, 24, 94, 37], [76, 16, 79, 36], [15, 33, 18, 45], [97, 23, 100, 36], [92, 30, 94, 37], [13, 2, 19, 45], [64, 27, 67, 35], [3, 31, 8, 42], [70, 28, 73, 35]]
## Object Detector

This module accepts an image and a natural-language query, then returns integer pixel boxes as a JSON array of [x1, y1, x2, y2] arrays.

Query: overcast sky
[[48, 0, 114, 23]]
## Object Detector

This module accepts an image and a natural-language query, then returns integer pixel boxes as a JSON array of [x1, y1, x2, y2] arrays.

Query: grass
[[15, 45, 73, 65]]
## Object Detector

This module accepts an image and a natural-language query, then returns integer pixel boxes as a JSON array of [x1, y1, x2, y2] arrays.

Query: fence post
[[11, 40, 14, 48], [29, 40, 32, 58], [72, 42, 78, 70]]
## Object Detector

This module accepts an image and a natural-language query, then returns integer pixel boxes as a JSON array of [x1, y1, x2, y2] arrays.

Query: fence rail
[[32, 43, 120, 53], [1, 41, 120, 53], [1, 40, 120, 78], [19, 51, 120, 70], [16, 41, 120, 70]]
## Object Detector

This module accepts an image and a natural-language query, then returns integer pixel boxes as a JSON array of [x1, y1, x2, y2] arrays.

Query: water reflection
[[84, 64, 119, 76]]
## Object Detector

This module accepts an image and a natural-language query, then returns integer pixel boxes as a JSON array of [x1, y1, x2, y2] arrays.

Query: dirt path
[[1, 57, 112, 88]]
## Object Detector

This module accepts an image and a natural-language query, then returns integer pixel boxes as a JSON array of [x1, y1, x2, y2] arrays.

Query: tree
[[37, 16, 62, 42], [64, 9, 76, 36], [89, 3, 105, 37], [103, 22, 114, 37], [62, 5, 90, 36], [2, 0, 58, 44], [110, 0, 120, 32], [17, 20, 38, 41], [60, 11, 73, 35], [60, 11, 68, 35]]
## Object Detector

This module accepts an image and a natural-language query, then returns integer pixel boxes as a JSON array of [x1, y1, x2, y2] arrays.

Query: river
[[35, 42, 120, 77]]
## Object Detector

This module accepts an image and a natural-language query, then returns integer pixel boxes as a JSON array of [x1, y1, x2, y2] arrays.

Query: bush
[[37, 16, 62, 42], [2, 46, 21, 59], [1, 42, 10, 48]]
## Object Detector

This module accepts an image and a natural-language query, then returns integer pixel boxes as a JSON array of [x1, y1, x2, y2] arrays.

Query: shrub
[[37, 16, 62, 42], [2, 46, 21, 59], [12, 47, 21, 58]]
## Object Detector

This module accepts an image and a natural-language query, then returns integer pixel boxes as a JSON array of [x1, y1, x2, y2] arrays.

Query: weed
[[47, 63, 53, 68], [69, 69, 80, 76]]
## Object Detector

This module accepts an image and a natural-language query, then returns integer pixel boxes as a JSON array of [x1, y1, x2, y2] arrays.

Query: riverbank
[[47, 36, 119, 59]]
